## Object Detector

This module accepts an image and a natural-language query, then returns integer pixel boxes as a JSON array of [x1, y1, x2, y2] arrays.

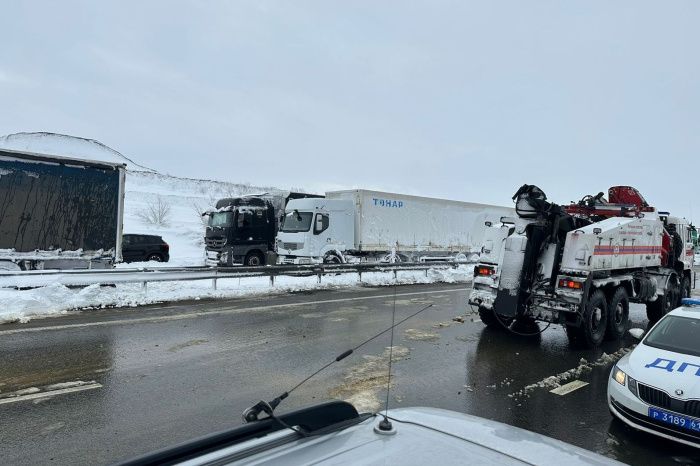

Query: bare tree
[[136, 196, 172, 227]]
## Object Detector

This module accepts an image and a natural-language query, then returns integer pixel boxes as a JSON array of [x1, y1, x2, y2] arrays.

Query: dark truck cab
[[205, 192, 322, 266]]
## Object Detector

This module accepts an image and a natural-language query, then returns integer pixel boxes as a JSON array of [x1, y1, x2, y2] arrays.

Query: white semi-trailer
[[276, 189, 513, 264]]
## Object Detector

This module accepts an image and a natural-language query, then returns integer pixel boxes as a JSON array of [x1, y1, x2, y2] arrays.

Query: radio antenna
[[377, 279, 398, 432]]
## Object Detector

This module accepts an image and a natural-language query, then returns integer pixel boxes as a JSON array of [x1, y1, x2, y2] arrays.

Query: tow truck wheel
[[647, 278, 680, 322], [567, 289, 607, 349], [604, 287, 629, 341], [681, 276, 691, 301], [478, 307, 513, 329], [646, 296, 665, 323], [478, 307, 498, 327]]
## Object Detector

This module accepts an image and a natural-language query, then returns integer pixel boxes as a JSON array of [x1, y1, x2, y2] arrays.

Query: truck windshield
[[281, 211, 313, 232], [643, 315, 700, 357], [209, 212, 234, 228]]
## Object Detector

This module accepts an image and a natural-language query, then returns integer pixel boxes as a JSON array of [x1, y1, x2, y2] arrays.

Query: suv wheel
[[147, 254, 162, 262]]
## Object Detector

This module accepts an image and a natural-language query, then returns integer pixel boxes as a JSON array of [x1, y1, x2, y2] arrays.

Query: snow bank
[[0, 267, 472, 324]]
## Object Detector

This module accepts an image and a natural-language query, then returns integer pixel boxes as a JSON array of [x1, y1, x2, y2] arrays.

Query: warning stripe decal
[[593, 245, 662, 256]]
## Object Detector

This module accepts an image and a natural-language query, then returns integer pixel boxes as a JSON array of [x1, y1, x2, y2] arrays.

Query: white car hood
[[241, 408, 621, 465], [626, 343, 700, 398]]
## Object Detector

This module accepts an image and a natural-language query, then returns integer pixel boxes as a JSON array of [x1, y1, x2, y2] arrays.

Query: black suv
[[122, 234, 170, 263]]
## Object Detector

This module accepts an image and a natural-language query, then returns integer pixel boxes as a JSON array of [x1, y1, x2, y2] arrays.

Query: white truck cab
[[276, 198, 355, 264]]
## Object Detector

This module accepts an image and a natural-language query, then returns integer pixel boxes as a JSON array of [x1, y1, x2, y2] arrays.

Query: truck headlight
[[612, 366, 626, 386]]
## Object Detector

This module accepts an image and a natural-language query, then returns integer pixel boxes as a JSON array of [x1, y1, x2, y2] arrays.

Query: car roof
[[668, 299, 700, 319]]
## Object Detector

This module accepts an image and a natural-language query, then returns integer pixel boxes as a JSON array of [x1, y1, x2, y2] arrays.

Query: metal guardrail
[[0, 262, 467, 290]]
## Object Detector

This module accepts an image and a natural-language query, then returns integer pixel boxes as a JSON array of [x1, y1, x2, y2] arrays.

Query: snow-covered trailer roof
[[0, 147, 126, 171]]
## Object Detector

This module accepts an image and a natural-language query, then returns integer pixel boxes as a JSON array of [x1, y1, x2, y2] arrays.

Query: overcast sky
[[1, 1, 698, 217]]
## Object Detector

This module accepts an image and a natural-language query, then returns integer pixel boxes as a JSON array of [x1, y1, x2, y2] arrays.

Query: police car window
[[644, 315, 700, 357]]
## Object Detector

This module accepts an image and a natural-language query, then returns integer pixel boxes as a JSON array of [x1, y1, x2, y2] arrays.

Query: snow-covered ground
[[0, 266, 472, 324]]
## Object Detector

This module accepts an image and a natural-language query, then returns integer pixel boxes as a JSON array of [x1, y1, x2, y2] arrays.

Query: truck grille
[[281, 242, 303, 251], [638, 383, 700, 418], [206, 238, 227, 249]]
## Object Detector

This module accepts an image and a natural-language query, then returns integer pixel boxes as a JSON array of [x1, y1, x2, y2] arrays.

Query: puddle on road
[[329, 345, 410, 413], [168, 339, 208, 352]]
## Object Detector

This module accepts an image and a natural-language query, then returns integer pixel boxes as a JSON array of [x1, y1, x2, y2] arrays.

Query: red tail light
[[474, 265, 495, 276], [558, 278, 582, 290], [163, 243, 170, 251]]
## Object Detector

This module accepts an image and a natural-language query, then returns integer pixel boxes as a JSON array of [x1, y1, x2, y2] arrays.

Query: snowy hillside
[[123, 171, 283, 266]]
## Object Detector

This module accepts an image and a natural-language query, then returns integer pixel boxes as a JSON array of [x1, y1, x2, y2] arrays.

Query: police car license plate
[[648, 407, 700, 433]]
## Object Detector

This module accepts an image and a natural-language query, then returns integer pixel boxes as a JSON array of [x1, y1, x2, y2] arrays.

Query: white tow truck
[[468, 185, 695, 348]]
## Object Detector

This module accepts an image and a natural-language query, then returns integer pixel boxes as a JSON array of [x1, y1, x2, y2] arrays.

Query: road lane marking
[[549, 380, 589, 396], [0, 287, 466, 335], [0, 383, 102, 405]]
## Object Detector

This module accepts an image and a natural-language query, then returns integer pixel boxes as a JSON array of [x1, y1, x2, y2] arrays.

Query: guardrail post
[[393, 269, 397, 280], [317, 272, 322, 284], [270, 275, 275, 286], [358, 271, 362, 283], [142, 281, 147, 294], [212, 277, 217, 290]]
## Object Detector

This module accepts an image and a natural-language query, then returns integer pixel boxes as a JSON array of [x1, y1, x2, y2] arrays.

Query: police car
[[608, 298, 700, 448]]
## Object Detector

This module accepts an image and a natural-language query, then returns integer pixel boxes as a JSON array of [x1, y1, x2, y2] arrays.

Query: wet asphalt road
[[1, 282, 699, 465]]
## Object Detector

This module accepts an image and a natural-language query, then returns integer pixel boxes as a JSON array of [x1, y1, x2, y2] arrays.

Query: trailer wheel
[[244, 251, 265, 266], [567, 289, 607, 349], [605, 287, 629, 341]]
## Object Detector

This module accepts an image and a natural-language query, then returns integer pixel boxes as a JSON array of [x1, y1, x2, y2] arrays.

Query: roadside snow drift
[[0, 267, 472, 324]]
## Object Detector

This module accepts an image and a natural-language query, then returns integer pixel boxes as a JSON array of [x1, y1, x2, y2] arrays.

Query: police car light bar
[[681, 298, 700, 306]]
